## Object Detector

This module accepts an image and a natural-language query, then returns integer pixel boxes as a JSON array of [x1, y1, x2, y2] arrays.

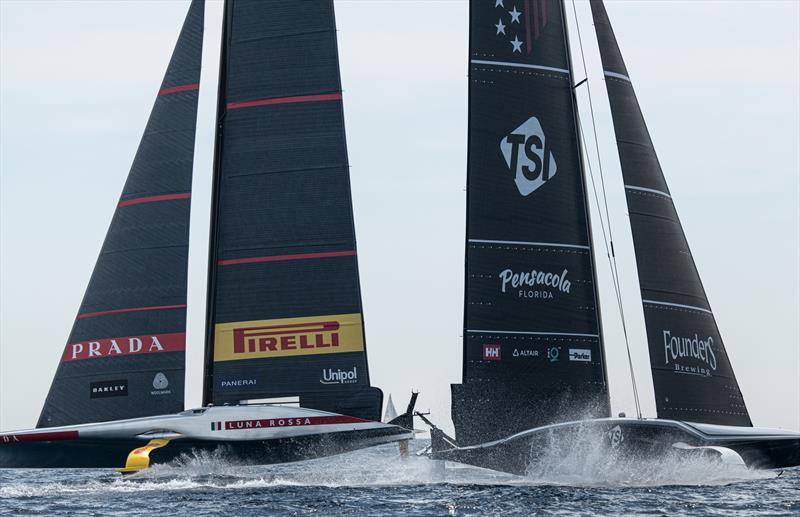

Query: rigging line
[[570, 0, 642, 420]]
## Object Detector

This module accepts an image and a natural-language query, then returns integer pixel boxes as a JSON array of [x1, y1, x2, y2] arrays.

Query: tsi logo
[[500, 116, 558, 196], [320, 366, 358, 385], [568, 349, 592, 362], [483, 344, 502, 361]]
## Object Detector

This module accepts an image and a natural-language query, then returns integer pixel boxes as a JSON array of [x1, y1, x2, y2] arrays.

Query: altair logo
[[663, 331, 717, 376], [500, 116, 557, 196], [320, 366, 358, 385]]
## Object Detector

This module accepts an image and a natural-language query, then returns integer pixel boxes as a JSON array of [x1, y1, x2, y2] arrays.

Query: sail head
[[37, 0, 204, 428], [590, 0, 751, 426]]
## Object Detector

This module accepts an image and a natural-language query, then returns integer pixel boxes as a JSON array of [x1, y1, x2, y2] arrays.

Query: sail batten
[[37, 0, 204, 428], [590, 0, 751, 426], [452, 0, 610, 446]]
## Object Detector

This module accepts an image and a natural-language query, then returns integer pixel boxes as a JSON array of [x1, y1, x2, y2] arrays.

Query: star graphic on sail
[[492, 0, 549, 56], [510, 35, 523, 53]]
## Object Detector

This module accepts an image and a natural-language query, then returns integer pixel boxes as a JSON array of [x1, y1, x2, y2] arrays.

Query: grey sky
[[1, 0, 798, 434]]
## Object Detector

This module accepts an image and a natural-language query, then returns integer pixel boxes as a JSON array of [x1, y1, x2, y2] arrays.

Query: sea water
[[0, 440, 797, 516]]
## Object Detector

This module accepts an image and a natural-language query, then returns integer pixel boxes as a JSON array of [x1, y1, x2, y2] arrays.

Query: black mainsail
[[38, 0, 204, 428], [202, 0, 383, 422], [452, 0, 610, 446], [590, 0, 750, 426]]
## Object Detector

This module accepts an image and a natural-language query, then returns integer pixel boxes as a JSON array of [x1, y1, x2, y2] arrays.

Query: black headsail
[[202, 0, 382, 421], [38, 0, 204, 428], [452, 0, 610, 446], [590, 0, 750, 426]]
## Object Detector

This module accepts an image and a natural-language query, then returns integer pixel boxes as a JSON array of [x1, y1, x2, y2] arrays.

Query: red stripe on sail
[[227, 93, 342, 110], [223, 415, 370, 430], [525, 0, 533, 54], [542, 0, 547, 27], [158, 83, 200, 96], [77, 304, 187, 320], [62, 332, 186, 362], [532, 0, 540, 41], [218, 250, 356, 266], [1, 431, 79, 444], [118, 193, 191, 208]]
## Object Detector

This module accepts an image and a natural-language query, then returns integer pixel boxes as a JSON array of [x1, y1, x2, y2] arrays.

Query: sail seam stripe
[[218, 250, 356, 266], [603, 71, 631, 82], [77, 304, 187, 320], [470, 59, 569, 74], [158, 83, 200, 96], [118, 192, 191, 207], [227, 93, 342, 110], [469, 239, 589, 250], [466, 329, 599, 338], [624, 185, 671, 198], [642, 299, 713, 314]]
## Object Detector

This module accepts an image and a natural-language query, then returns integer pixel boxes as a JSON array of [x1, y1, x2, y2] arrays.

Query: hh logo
[[500, 116, 557, 196], [214, 313, 365, 362], [483, 344, 502, 361]]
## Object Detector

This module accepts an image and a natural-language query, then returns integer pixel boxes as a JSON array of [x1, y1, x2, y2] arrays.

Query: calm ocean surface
[[1, 440, 797, 516]]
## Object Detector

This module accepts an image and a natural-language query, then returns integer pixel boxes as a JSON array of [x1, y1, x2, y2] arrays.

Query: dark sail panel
[[453, 0, 609, 446], [204, 0, 381, 421], [590, 0, 750, 426], [37, 0, 204, 428]]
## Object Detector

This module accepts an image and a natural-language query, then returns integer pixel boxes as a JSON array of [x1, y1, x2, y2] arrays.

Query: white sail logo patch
[[500, 116, 557, 196]]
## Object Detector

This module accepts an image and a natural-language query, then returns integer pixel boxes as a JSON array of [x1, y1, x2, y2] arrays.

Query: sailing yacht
[[421, 0, 800, 474], [0, 0, 415, 471]]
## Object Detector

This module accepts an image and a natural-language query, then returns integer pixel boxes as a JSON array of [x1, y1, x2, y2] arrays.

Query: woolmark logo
[[500, 117, 557, 196], [663, 331, 717, 377], [499, 268, 571, 300], [568, 349, 592, 362], [320, 366, 358, 385], [483, 344, 502, 361], [150, 372, 171, 396]]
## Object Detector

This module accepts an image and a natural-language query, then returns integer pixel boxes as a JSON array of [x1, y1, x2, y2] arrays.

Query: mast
[[202, 0, 232, 407], [38, 0, 205, 427], [590, 0, 750, 426]]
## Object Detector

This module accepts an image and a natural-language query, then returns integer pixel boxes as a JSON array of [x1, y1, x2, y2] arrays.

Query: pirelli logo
[[213, 313, 364, 362]]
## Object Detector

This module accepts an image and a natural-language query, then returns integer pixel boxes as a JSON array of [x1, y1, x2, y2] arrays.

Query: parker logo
[[500, 117, 557, 196], [663, 331, 717, 377], [63, 333, 185, 362], [483, 344, 502, 361], [568, 349, 592, 362], [499, 268, 571, 299], [150, 372, 171, 396], [320, 366, 358, 385], [90, 379, 128, 399], [213, 313, 364, 362]]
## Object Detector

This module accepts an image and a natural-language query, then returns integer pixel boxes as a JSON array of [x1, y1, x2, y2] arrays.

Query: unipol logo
[[483, 344, 502, 361], [500, 117, 557, 196], [320, 366, 358, 385]]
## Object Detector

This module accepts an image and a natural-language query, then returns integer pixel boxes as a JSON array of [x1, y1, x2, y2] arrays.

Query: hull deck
[[429, 418, 800, 476]]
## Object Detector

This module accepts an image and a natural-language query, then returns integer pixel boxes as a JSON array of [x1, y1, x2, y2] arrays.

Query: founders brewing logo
[[500, 117, 557, 196], [663, 330, 717, 377], [90, 379, 128, 399], [320, 366, 358, 385], [214, 313, 365, 362]]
